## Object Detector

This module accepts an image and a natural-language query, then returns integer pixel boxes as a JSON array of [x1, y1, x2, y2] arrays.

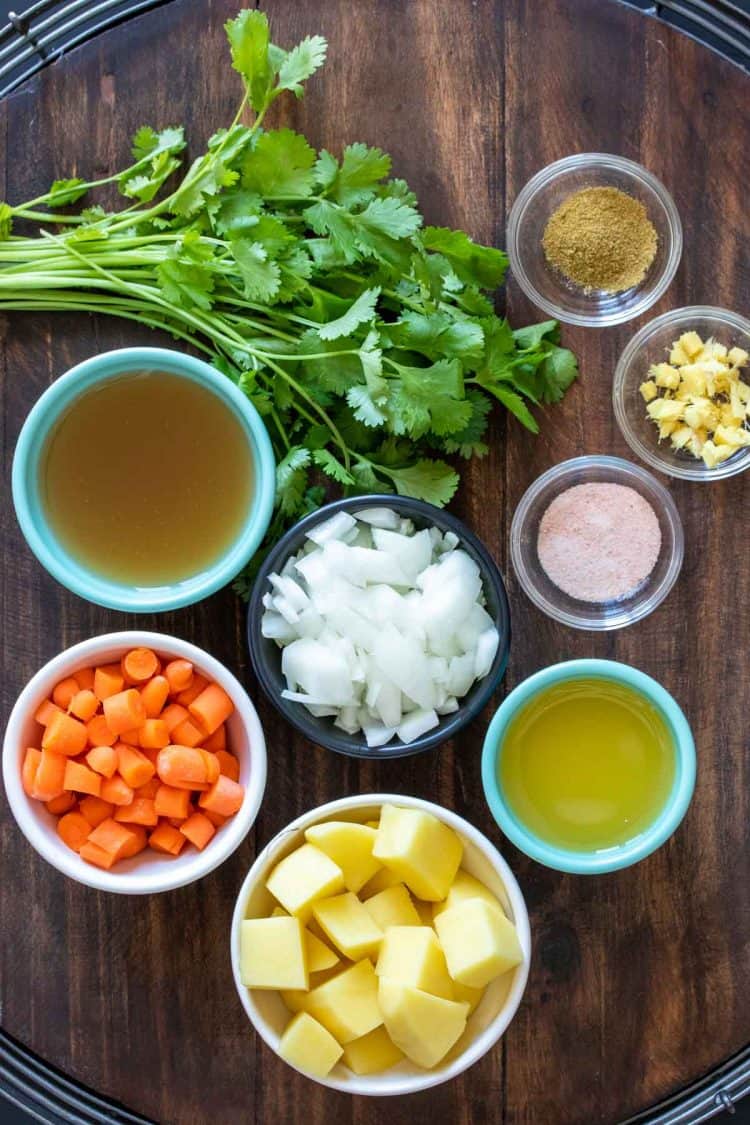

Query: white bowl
[[2, 631, 267, 894], [230, 793, 531, 1096]]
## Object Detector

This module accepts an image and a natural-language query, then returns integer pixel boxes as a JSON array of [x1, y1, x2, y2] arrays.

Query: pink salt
[[537, 483, 661, 603]]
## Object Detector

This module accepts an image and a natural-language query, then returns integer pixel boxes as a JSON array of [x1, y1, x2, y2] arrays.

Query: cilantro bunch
[[0, 10, 577, 592]]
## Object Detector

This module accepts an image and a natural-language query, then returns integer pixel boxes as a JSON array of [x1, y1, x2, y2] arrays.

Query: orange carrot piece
[[79, 841, 117, 869], [160, 703, 189, 734], [57, 811, 91, 853], [63, 759, 102, 797], [33, 749, 68, 801], [118, 824, 148, 859], [156, 745, 210, 789], [215, 749, 239, 782], [154, 783, 191, 820], [52, 676, 79, 710], [140, 675, 170, 719], [202, 808, 227, 828], [42, 711, 88, 757], [189, 684, 234, 736], [164, 659, 194, 695], [149, 820, 186, 855], [176, 674, 209, 707], [135, 777, 160, 799], [121, 647, 160, 685], [86, 745, 118, 778], [74, 666, 95, 691], [180, 811, 216, 850], [199, 775, 244, 818], [46, 792, 76, 815], [139, 719, 170, 750], [68, 689, 99, 722], [103, 688, 146, 735], [88, 817, 137, 857], [202, 724, 227, 753], [22, 748, 42, 797], [139, 746, 159, 766], [100, 775, 134, 807], [34, 699, 61, 727], [79, 795, 116, 828], [199, 749, 220, 785], [86, 714, 116, 748], [94, 663, 125, 701], [114, 798, 158, 827], [170, 716, 205, 748], [116, 743, 155, 789], [117, 727, 142, 747]]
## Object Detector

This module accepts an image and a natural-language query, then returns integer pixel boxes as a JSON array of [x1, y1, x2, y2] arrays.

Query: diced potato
[[378, 979, 469, 1069], [677, 330, 704, 360], [678, 364, 707, 397], [728, 346, 749, 368], [669, 342, 690, 366], [413, 898, 434, 926], [304, 821, 380, 893], [432, 871, 504, 920], [363, 884, 421, 930], [373, 804, 463, 901], [361, 865, 403, 898], [365, 819, 380, 829], [452, 980, 485, 1015], [281, 968, 342, 1014], [341, 1026, 404, 1075], [266, 843, 345, 921], [434, 898, 523, 989], [647, 398, 684, 424], [305, 959, 383, 1044], [639, 379, 658, 403], [240, 917, 308, 990], [652, 363, 680, 390], [312, 892, 383, 960], [375, 926, 454, 1000], [271, 905, 341, 973], [669, 425, 693, 451], [278, 1012, 343, 1078]]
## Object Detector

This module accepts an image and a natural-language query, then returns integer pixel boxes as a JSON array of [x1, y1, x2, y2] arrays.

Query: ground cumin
[[542, 186, 658, 294]]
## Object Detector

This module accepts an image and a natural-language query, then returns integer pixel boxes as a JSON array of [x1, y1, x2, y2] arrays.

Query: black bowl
[[247, 495, 511, 760]]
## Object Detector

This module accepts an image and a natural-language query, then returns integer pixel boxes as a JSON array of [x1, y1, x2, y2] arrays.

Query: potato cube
[[240, 917, 308, 990], [639, 379, 658, 403], [305, 959, 383, 1044], [271, 906, 341, 973], [266, 843, 345, 921], [376, 926, 454, 1000], [677, 330, 704, 360], [728, 346, 749, 368], [413, 898, 434, 926], [361, 865, 403, 898], [432, 871, 504, 920], [669, 425, 693, 451], [281, 967, 342, 1014], [378, 979, 469, 1069], [434, 898, 523, 989], [341, 1026, 404, 1075], [669, 342, 690, 366], [647, 398, 684, 424], [373, 804, 463, 901], [304, 821, 380, 892], [312, 892, 383, 961], [278, 1012, 343, 1078], [652, 363, 680, 390], [452, 980, 485, 1014], [363, 884, 421, 930]]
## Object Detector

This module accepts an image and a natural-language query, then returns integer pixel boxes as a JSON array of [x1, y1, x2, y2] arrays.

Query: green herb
[[0, 9, 577, 593]]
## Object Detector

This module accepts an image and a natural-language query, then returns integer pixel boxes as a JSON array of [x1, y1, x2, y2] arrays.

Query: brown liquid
[[41, 370, 254, 586]]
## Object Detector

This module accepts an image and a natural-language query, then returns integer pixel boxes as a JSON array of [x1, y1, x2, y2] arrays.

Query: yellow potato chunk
[[278, 1012, 343, 1078], [413, 898, 434, 926], [729, 346, 749, 368], [266, 843, 345, 921], [452, 980, 485, 1015], [240, 916, 308, 991], [312, 892, 383, 961], [304, 821, 380, 893], [432, 870, 504, 921], [652, 363, 680, 390], [373, 804, 463, 901], [363, 884, 421, 930], [639, 379, 658, 402], [375, 926, 454, 1000], [434, 898, 523, 989], [341, 1026, 404, 1075], [677, 330, 704, 360], [305, 959, 383, 1044], [361, 864, 403, 898], [378, 979, 469, 1069], [281, 968, 342, 1014], [271, 906, 340, 973]]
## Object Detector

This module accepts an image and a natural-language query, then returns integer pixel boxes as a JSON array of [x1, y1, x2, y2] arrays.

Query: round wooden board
[[1, 1, 749, 1122]]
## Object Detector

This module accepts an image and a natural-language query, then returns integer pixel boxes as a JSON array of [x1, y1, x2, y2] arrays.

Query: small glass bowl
[[506, 153, 682, 327], [510, 455, 684, 631], [614, 305, 750, 481]]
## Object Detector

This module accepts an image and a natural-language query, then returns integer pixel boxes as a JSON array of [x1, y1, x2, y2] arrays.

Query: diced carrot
[[86, 745, 118, 778], [199, 749, 220, 785], [33, 749, 68, 801], [34, 699, 61, 727], [121, 647, 160, 685], [156, 745, 211, 789], [94, 663, 125, 701], [103, 689, 146, 735], [79, 795, 116, 828], [88, 817, 137, 858], [198, 774, 244, 818], [42, 711, 88, 757], [57, 811, 91, 853], [215, 749, 240, 782], [52, 676, 80, 710], [149, 820, 186, 855], [180, 811, 216, 851], [154, 783, 191, 820], [79, 841, 117, 869], [22, 748, 42, 797], [164, 659, 194, 695], [100, 775, 134, 807], [86, 714, 116, 747], [135, 777, 160, 799], [202, 724, 226, 753], [74, 666, 95, 691], [117, 727, 142, 747], [68, 689, 99, 722], [139, 746, 159, 766], [160, 703, 189, 734], [63, 760, 102, 797], [118, 825, 148, 859], [176, 674, 209, 707], [202, 808, 227, 828], [189, 684, 234, 736], [140, 675, 170, 719], [46, 792, 76, 815], [114, 798, 158, 827], [170, 716, 205, 748], [139, 719, 170, 750], [116, 743, 155, 789]]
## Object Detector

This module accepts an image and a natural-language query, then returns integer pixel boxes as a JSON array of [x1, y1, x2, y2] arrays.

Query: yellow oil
[[499, 678, 676, 852]]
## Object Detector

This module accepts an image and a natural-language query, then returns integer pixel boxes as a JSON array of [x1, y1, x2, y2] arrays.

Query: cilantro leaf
[[313, 448, 355, 485], [47, 178, 88, 208], [230, 238, 281, 301], [208, 188, 263, 235], [131, 125, 185, 162], [225, 10, 273, 112], [537, 344, 578, 403], [483, 384, 539, 433], [441, 389, 492, 458], [387, 459, 459, 506], [513, 319, 559, 350], [421, 226, 508, 289], [347, 385, 388, 427], [318, 287, 380, 340], [358, 196, 422, 241], [243, 129, 317, 197], [276, 35, 327, 97], [276, 445, 311, 515], [388, 310, 484, 364], [156, 234, 215, 311], [331, 143, 391, 206], [388, 358, 466, 439]]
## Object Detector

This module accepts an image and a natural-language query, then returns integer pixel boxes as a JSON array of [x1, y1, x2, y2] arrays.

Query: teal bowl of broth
[[12, 348, 275, 611]]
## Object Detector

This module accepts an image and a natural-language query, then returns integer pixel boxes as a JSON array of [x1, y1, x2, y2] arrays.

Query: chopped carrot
[[198, 774, 244, 817], [180, 811, 216, 851], [46, 792, 76, 815], [139, 746, 159, 766], [68, 689, 99, 722], [140, 675, 170, 718], [52, 676, 80, 710], [118, 825, 148, 859], [154, 783, 191, 820], [160, 703, 189, 733], [114, 798, 158, 827], [189, 683, 234, 736], [22, 748, 42, 797], [156, 745, 211, 789], [34, 699, 62, 727], [176, 674, 209, 707], [135, 777, 161, 799], [121, 647, 160, 684], [202, 808, 227, 828], [74, 666, 95, 691], [33, 749, 68, 801], [199, 749, 220, 785], [100, 775, 134, 807], [88, 817, 137, 858], [164, 659, 194, 694], [94, 663, 125, 701], [171, 716, 205, 748], [63, 760, 102, 797], [86, 745, 118, 778], [42, 711, 88, 757], [79, 795, 116, 828], [86, 714, 116, 748], [149, 820, 186, 855], [215, 749, 240, 782], [57, 811, 91, 853], [139, 719, 170, 750], [103, 688, 146, 735], [117, 727, 142, 747], [80, 841, 117, 869], [116, 744, 155, 789], [202, 724, 226, 753]]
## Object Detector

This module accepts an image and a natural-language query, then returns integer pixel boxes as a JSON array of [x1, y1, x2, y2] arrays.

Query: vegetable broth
[[40, 370, 253, 585], [499, 679, 675, 851]]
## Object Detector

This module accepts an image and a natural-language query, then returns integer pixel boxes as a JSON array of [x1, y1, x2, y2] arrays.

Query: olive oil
[[499, 679, 675, 852], [41, 370, 254, 585]]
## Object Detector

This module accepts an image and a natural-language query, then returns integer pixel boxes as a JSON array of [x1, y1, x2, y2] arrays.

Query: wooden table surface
[[1, 1, 749, 1123]]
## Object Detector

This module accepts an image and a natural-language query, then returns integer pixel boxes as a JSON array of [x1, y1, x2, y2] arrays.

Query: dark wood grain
[[1, 1, 749, 1123]]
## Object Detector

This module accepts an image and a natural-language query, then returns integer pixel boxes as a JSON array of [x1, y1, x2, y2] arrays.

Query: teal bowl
[[12, 347, 275, 612], [481, 659, 696, 874]]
